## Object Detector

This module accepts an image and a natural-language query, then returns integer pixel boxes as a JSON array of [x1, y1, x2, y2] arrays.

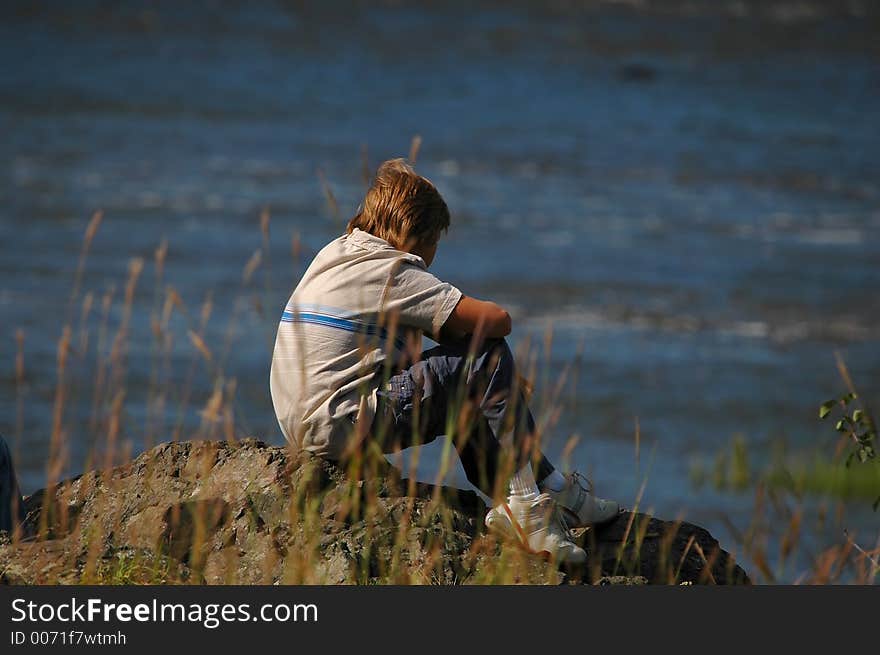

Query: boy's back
[[269, 227, 461, 458]]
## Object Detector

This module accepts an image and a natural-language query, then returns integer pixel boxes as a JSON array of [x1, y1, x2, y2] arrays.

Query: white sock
[[539, 469, 567, 494], [507, 463, 540, 506]]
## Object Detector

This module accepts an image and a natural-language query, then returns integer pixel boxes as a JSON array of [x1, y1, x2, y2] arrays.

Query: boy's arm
[[438, 295, 511, 344]]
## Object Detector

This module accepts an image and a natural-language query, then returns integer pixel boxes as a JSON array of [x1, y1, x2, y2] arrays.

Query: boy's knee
[[486, 337, 513, 364]]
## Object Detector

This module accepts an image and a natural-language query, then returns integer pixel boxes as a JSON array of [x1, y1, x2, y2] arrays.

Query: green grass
[[766, 457, 880, 503], [690, 436, 880, 505]]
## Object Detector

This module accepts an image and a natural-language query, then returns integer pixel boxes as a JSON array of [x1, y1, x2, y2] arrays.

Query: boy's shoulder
[[316, 229, 427, 269], [297, 230, 435, 299]]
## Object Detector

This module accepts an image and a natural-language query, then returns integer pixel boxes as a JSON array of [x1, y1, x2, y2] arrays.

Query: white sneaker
[[485, 493, 587, 566], [547, 472, 620, 528]]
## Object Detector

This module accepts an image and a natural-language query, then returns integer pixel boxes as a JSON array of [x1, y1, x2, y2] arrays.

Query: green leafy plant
[[819, 392, 878, 510]]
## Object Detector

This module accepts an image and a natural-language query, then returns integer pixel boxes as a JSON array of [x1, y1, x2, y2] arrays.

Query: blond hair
[[346, 159, 450, 250]]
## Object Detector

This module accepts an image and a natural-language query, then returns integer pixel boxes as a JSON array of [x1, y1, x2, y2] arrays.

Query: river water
[[1, 1, 878, 581]]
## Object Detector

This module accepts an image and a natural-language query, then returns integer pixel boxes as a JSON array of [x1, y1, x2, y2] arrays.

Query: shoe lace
[[569, 470, 594, 496], [541, 496, 575, 538], [511, 497, 579, 554], [555, 503, 574, 535]]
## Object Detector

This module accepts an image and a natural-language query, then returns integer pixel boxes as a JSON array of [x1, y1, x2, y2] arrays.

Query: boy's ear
[[400, 235, 420, 252]]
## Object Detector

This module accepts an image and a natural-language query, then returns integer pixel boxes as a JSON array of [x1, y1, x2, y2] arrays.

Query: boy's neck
[[405, 240, 437, 267]]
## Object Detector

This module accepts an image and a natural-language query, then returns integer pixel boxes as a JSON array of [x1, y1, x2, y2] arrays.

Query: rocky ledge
[[0, 439, 749, 585]]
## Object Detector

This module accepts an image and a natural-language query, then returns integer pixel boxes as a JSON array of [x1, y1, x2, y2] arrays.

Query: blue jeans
[[371, 338, 555, 497], [0, 434, 25, 533]]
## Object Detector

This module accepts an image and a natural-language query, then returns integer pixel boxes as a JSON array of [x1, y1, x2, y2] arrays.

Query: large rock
[[0, 439, 749, 585]]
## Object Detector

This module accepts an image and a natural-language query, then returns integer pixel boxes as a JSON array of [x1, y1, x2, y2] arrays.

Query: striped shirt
[[270, 228, 462, 459]]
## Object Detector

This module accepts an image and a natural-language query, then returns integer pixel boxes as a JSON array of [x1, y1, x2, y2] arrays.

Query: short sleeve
[[382, 260, 463, 336]]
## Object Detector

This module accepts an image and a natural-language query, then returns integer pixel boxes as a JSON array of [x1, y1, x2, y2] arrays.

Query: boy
[[270, 159, 619, 565]]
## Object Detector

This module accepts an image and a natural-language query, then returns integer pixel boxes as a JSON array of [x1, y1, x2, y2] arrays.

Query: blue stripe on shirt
[[280, 310, 406, 350]]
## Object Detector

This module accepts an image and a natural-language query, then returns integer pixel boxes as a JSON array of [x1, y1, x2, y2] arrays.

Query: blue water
[[1, 1, 878, 582]]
